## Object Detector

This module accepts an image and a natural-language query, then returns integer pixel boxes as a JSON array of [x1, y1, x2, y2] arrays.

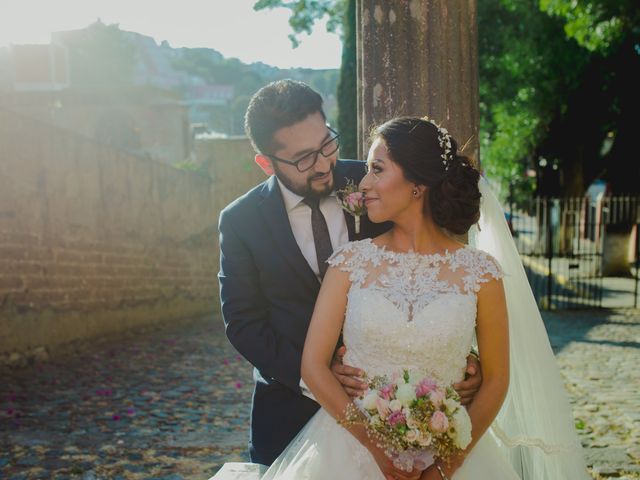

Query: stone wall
[[195, 136, 266, 203], [0, 88, 191, 166], [0, 109, 266, 359]]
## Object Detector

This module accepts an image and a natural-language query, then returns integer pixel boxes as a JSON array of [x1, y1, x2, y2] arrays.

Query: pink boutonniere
[[336, 179, 366, 234]]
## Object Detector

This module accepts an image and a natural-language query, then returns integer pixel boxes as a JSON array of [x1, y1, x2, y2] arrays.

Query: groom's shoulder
[[337, 159, 367, 181], [220, 179, 269, 221]]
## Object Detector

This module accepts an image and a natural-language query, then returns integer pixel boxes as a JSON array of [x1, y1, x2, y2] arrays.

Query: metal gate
[[510, 195, 639, 309]]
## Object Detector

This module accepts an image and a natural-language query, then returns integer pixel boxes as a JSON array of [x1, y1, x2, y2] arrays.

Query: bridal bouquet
[[336, 179, 366, 234], [340, 370, 472, 472]]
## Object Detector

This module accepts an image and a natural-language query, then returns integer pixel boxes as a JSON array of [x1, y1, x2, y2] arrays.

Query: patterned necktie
[[302, 196, 333, 279]]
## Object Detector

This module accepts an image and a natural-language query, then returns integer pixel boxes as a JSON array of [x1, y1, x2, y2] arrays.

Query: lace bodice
[[328, 239, 503, 386]]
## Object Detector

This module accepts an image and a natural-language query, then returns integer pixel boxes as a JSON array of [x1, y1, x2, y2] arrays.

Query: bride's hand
[[331, 345, 368, 397], [365, 442, 422, 480], [418, 465, 441, 480], [452, 354, 482, 405]]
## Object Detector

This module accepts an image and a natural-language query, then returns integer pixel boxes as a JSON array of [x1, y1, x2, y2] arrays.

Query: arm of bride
[[301, 265, 421, 480], [422, 276, 510, 480]]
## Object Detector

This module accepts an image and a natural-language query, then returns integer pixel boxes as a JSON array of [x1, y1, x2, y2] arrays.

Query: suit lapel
[[344, 210, 357, 241], [258, 176, 320, 291]]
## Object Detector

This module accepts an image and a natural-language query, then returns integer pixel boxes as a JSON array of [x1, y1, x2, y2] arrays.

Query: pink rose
[[429, 389, 446, 408], [376, 397, 391, 419], [380, 384, 395, 400], [387, 410, 406, 427], [415, 378, 437, 397], [429, 411, 449, 433], [346, 192, 363, 208]]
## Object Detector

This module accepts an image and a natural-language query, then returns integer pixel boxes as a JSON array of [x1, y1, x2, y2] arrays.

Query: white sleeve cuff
[[300, 378, 317, 401]]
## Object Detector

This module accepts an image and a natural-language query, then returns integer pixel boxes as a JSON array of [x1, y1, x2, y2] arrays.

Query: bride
[[261, 117, 589, 479]]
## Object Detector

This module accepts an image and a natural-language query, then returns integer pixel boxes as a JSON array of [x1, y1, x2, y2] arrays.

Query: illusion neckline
[[362, 238, 470, 261]]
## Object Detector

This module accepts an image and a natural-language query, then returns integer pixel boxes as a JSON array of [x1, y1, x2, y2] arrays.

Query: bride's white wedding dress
[[262, 239, 521, 479]]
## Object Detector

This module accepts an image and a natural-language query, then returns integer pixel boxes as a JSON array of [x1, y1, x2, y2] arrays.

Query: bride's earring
[[412, 189, 419, 198]]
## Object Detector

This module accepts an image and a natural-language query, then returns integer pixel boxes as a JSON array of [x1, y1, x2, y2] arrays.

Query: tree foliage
[[336, 0, 357, 159], [171, 47, 339, 135], [540, 0, 638, 53], [254, 0, 354, 155], [254, 0, 347, 46], [65, 22, 136, 85], [478, 0, 592, 197], [257, 0, 639, 195]]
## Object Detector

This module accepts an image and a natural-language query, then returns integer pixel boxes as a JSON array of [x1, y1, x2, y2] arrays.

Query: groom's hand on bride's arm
[[453, 354, 482, 405], [330, 346, 368, 398]]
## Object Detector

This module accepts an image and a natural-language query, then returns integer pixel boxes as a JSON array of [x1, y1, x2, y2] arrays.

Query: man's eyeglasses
[[266, 127, 340, 173]]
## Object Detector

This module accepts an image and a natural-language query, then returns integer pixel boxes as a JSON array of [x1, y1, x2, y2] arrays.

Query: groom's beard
[[274, 163, 335, 199]]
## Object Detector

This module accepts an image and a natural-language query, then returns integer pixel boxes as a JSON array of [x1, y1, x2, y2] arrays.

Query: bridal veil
[[470, 178, 589, 479]]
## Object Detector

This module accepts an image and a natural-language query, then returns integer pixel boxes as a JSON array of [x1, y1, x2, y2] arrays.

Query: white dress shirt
[[277, 178, 350, 401], [277, 178, 349, 281]]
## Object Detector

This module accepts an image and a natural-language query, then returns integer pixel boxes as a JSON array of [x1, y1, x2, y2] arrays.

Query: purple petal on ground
[[235, 355, 242, 361], [112, 414, 121, 421], [126, 408, 136, 415], [234, 382, 243, 389], [223, 359, 229, 365]]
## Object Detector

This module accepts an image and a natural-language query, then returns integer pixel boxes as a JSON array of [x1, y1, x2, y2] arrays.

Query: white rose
[[406, 413, 419, 429], [389, 399, 403, 412], [444, 397, 459, 413], [396, 383, 417, 407], [452, 408, 472, 449], [405, 429, 420, 443], [418, 431, 432, 447], [362, 392, 379, 411]]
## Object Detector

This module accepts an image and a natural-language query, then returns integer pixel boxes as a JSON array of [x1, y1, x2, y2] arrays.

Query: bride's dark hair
[[371, 116, 481, 235]]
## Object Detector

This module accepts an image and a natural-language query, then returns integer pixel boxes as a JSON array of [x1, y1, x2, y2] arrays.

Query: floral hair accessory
[[336, 179, 366, 234], [420, 116, 453, 171]]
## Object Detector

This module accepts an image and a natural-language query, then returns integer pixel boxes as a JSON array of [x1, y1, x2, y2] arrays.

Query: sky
[[0, 0, 343, 69]]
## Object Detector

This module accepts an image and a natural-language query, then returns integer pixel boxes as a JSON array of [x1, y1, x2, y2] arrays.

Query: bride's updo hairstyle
[[372, 116, 481, 235]]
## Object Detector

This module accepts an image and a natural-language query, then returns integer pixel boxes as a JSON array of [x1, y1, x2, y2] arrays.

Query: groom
[[218, 80, 481, 467]]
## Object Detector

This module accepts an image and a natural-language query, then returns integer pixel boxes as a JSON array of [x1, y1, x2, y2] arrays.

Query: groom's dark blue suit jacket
[[218, 160, 390, 466]]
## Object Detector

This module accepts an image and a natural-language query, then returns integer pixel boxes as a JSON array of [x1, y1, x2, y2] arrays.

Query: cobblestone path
[[1, 310, 638, 479]]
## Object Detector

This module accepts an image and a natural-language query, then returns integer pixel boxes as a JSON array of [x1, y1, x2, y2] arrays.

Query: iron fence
[[509, 195, 639, 309]]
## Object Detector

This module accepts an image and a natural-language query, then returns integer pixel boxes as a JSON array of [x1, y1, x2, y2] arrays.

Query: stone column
[[357, 0, 479, 165]]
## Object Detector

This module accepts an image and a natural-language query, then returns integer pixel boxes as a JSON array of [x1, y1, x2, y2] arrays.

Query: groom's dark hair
[[245, 79, 326, 155]]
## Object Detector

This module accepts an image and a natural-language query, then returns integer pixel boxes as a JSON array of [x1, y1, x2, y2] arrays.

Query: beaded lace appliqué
[[327, 239, 504, 386], [328, 239, 503, 322]]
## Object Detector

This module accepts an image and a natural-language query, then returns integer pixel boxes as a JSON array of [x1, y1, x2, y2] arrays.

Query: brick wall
[[0, 109, 233, 358], [195, 136, 267, 202]]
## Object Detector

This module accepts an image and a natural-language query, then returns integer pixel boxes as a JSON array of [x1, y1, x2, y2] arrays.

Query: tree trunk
[[356, 0, 479, 166]]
